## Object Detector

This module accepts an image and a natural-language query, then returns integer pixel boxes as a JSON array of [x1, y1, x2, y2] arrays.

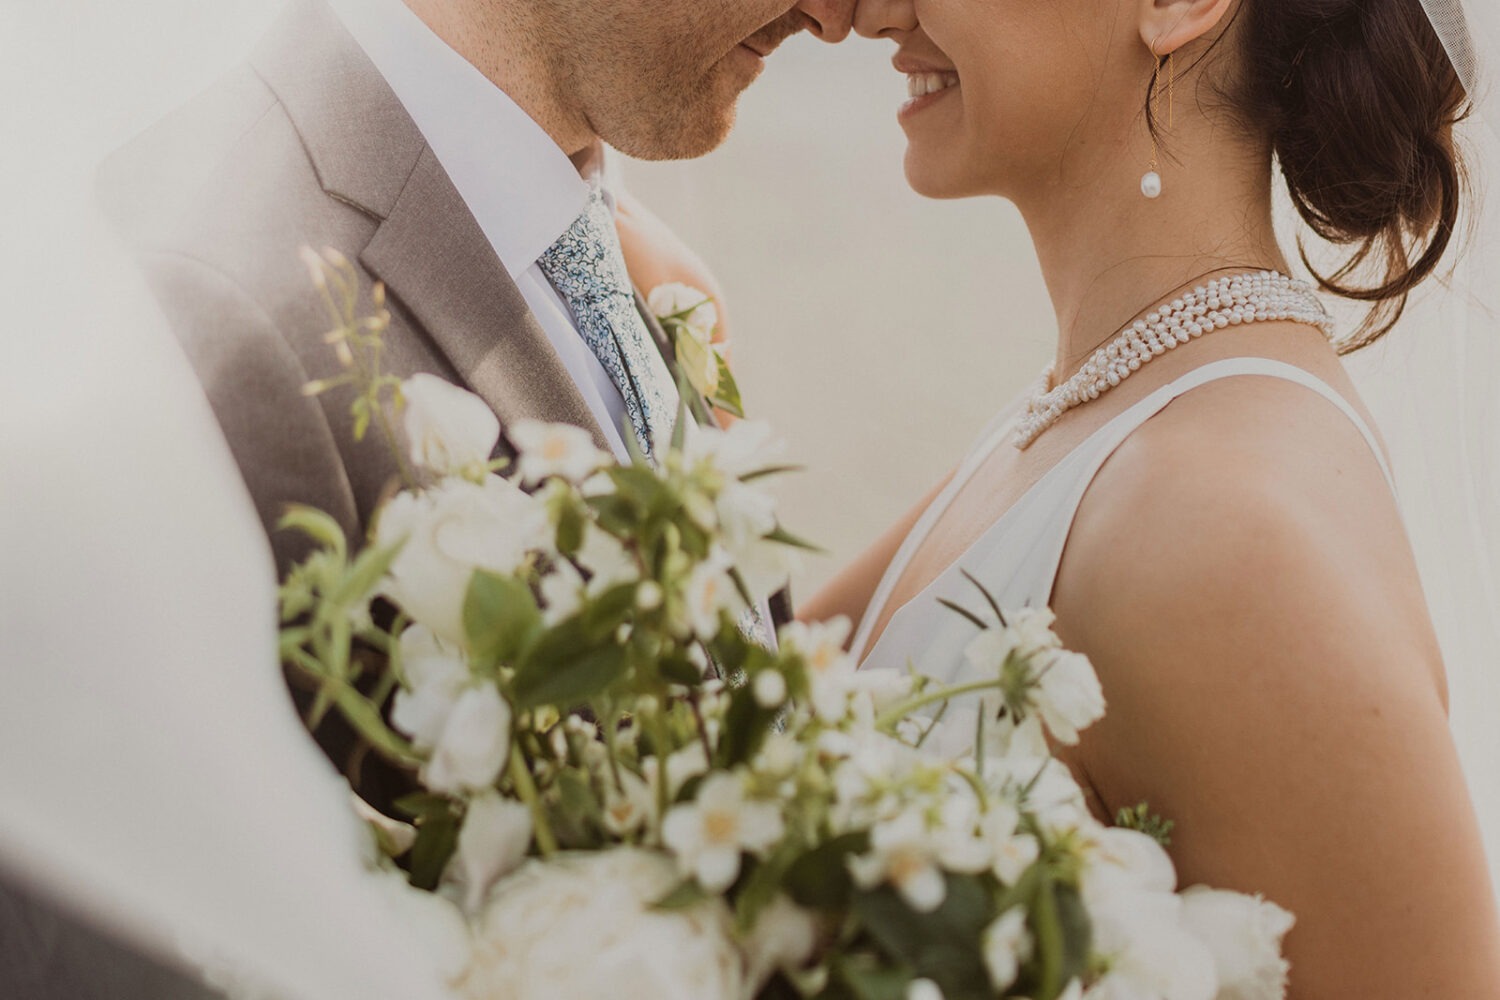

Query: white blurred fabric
[[0, 3, 452, 995], [1345, 0, 1500, 894], [0, 235, 453, 999]]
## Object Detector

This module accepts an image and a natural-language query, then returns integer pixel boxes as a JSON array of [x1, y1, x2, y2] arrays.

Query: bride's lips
[[894, 54, 961, 122]]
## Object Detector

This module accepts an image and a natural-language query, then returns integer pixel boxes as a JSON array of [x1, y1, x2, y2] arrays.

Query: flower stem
[[508, 749, 558, 857], [875, 678, 1004, 731]]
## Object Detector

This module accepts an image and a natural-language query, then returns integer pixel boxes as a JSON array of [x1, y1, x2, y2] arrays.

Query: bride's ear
[[1137, 0, 1236, 56]]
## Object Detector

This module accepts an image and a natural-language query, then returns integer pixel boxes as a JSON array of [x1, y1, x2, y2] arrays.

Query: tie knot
[[537, 190, 635, 308]]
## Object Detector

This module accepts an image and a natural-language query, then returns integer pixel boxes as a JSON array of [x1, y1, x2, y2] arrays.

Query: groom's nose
[[795, 0, 856, 43]]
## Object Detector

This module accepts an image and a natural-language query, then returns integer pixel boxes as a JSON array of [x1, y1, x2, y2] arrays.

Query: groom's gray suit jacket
[[100, 0, 681, 580]]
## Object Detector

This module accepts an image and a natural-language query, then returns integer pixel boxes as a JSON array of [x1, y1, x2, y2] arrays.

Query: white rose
[[401, 373, 501, 478], [1179, 887, 1294, 1000], [649, 283, 720, 343], [1031, 648, 1106, 745], [461, 849, 745, 1000], [509, 420, 610, 486], [376, 476, 547, 645], [421, 685, 513, 795]]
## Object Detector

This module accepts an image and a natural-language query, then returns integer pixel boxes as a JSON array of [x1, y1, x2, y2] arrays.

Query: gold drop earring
[[1142, 46, 1174, 199]]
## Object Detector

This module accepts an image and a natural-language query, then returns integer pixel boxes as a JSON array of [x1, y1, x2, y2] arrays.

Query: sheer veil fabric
[[1342, 0, 1500, 893]]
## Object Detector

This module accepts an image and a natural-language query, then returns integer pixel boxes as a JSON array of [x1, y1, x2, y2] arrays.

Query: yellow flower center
[[704, 809, 739, 845]]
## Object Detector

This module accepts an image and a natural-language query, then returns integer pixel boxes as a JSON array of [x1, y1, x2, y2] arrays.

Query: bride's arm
[[799, 472, 953, 632], [1053, 384, 1500, 997]]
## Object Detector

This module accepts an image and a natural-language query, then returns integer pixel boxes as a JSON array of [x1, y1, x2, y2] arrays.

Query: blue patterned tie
[[538, 190, 675, 458]]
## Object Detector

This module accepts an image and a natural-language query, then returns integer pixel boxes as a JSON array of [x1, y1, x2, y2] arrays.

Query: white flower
[[422, 685, 513, 795], [576, 525, 640, 595], [1082, 832, 1217, 1000], [462, 849, 744, 1000], [1011, 606, 1063, 656], [449, 792, 533, 915], [1179, 887, 1294, 1000], [645, 742, 712, 803], [538, 558, 586, 625], [753, 669, 788, 708], [982, 907, 1032, 991], [683, 549, 745, 641], [601, 769, 656, 839], [780, 617, 856, 723], [1031, 649, 1106, 745], [376, 475, 547, 645], [402, 373, 501, 478], [391, 625, 469, 750], [742, 894, 818, 992], [728, 535, 800, 605], [684, 420, 780, 478], [1082, 826, 1178, 900], [510, 420, 609, 486], [980, 803, 1042, 886], [649, 282, 720, 342], [662, 772, 784, 892], [907, 979, 944, 1000], [848, 809, 948, 913]]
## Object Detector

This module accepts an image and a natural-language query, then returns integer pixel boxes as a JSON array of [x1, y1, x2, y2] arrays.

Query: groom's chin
[[601, 80, 747, 162]]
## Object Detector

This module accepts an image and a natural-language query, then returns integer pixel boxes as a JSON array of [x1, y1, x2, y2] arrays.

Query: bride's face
[[855, 0, 1145, 201]]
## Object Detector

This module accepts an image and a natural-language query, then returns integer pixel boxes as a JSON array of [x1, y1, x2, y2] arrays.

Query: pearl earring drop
[[1142, 48, 1173, 201]]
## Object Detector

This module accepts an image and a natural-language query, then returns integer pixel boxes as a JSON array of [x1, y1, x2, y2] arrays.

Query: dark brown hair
[[1161, 0, 1470, 351]]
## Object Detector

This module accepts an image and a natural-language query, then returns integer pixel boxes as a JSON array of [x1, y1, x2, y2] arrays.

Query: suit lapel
[[361, 148, 610, 449], [254, 0, 610, 452]]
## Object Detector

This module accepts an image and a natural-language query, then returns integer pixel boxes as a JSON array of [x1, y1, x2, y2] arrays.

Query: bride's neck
[[1017, 136, 1290, 381]]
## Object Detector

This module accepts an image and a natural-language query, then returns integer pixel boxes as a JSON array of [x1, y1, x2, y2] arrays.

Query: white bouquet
[[281, 249, 1294, 1000]]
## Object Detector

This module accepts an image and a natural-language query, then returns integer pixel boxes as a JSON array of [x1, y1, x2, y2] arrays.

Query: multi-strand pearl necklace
[[1013, 270, 1334, 449]]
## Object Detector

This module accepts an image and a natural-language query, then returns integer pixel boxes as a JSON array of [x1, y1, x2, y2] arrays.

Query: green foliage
[[853, 876, 997, 1000], [463, 570, 543, 671], [1115, 801, 1175, 847]]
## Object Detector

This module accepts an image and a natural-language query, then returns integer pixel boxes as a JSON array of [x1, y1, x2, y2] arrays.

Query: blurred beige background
[[622, 35, 1053, 594]]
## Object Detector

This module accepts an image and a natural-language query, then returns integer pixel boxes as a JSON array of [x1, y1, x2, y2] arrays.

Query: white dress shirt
[[327, 0, 674, 461]]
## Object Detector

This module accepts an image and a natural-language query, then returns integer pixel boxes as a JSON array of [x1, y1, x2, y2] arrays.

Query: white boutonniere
[[648, 282, 744, 418]]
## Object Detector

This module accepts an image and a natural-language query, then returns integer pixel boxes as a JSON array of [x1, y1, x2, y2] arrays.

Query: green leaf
[[653, 878, 711, 911], [393, 792, 455, 820], [852, 876, 996, 1000], [332, 539, 403, 608], [709, 355, 746, 419], [784, 833, 869, 910], [735, 844, 800, 933], [277, 504, 348, 557], [764, 525, 826, 554], [715, 682, 774, 770], [829, 955, 911, 1000], [511, 644, 629, 713], [408, 810, 459, 891], [739, 464, 804, 484], [464, 570, 544, 669]]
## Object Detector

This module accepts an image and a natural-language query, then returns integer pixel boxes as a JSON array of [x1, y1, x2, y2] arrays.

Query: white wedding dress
[[851, 356, 1399, 680]]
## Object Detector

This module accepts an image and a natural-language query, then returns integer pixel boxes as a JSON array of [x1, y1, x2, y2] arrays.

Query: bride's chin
[[902, 145, 976, 200]]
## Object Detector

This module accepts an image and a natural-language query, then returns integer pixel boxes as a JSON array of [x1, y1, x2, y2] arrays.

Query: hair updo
[[1232, 0, 1469, 350]]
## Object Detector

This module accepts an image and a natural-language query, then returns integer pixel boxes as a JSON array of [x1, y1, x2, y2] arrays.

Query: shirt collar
[[326, 0, 596, 277]]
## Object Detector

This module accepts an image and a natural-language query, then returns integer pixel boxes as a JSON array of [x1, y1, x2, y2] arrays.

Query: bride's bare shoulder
[[1053, 360, 1442, 697]]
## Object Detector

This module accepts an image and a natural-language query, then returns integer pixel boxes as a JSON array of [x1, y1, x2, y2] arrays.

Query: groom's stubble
[[548, 0, 816, 160], [472, 0, 819, 160]]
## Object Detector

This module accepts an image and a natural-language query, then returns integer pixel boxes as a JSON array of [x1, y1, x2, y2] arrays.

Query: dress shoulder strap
[[1151, 357, 1399, 494]]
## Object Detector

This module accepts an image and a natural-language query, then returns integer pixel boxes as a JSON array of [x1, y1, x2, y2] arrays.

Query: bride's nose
[[795, 0, 856, 43], [853, 0, 918, 39]]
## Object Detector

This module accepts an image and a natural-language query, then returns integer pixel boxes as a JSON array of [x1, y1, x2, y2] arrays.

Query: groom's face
[[538, 0, 855, 160]]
